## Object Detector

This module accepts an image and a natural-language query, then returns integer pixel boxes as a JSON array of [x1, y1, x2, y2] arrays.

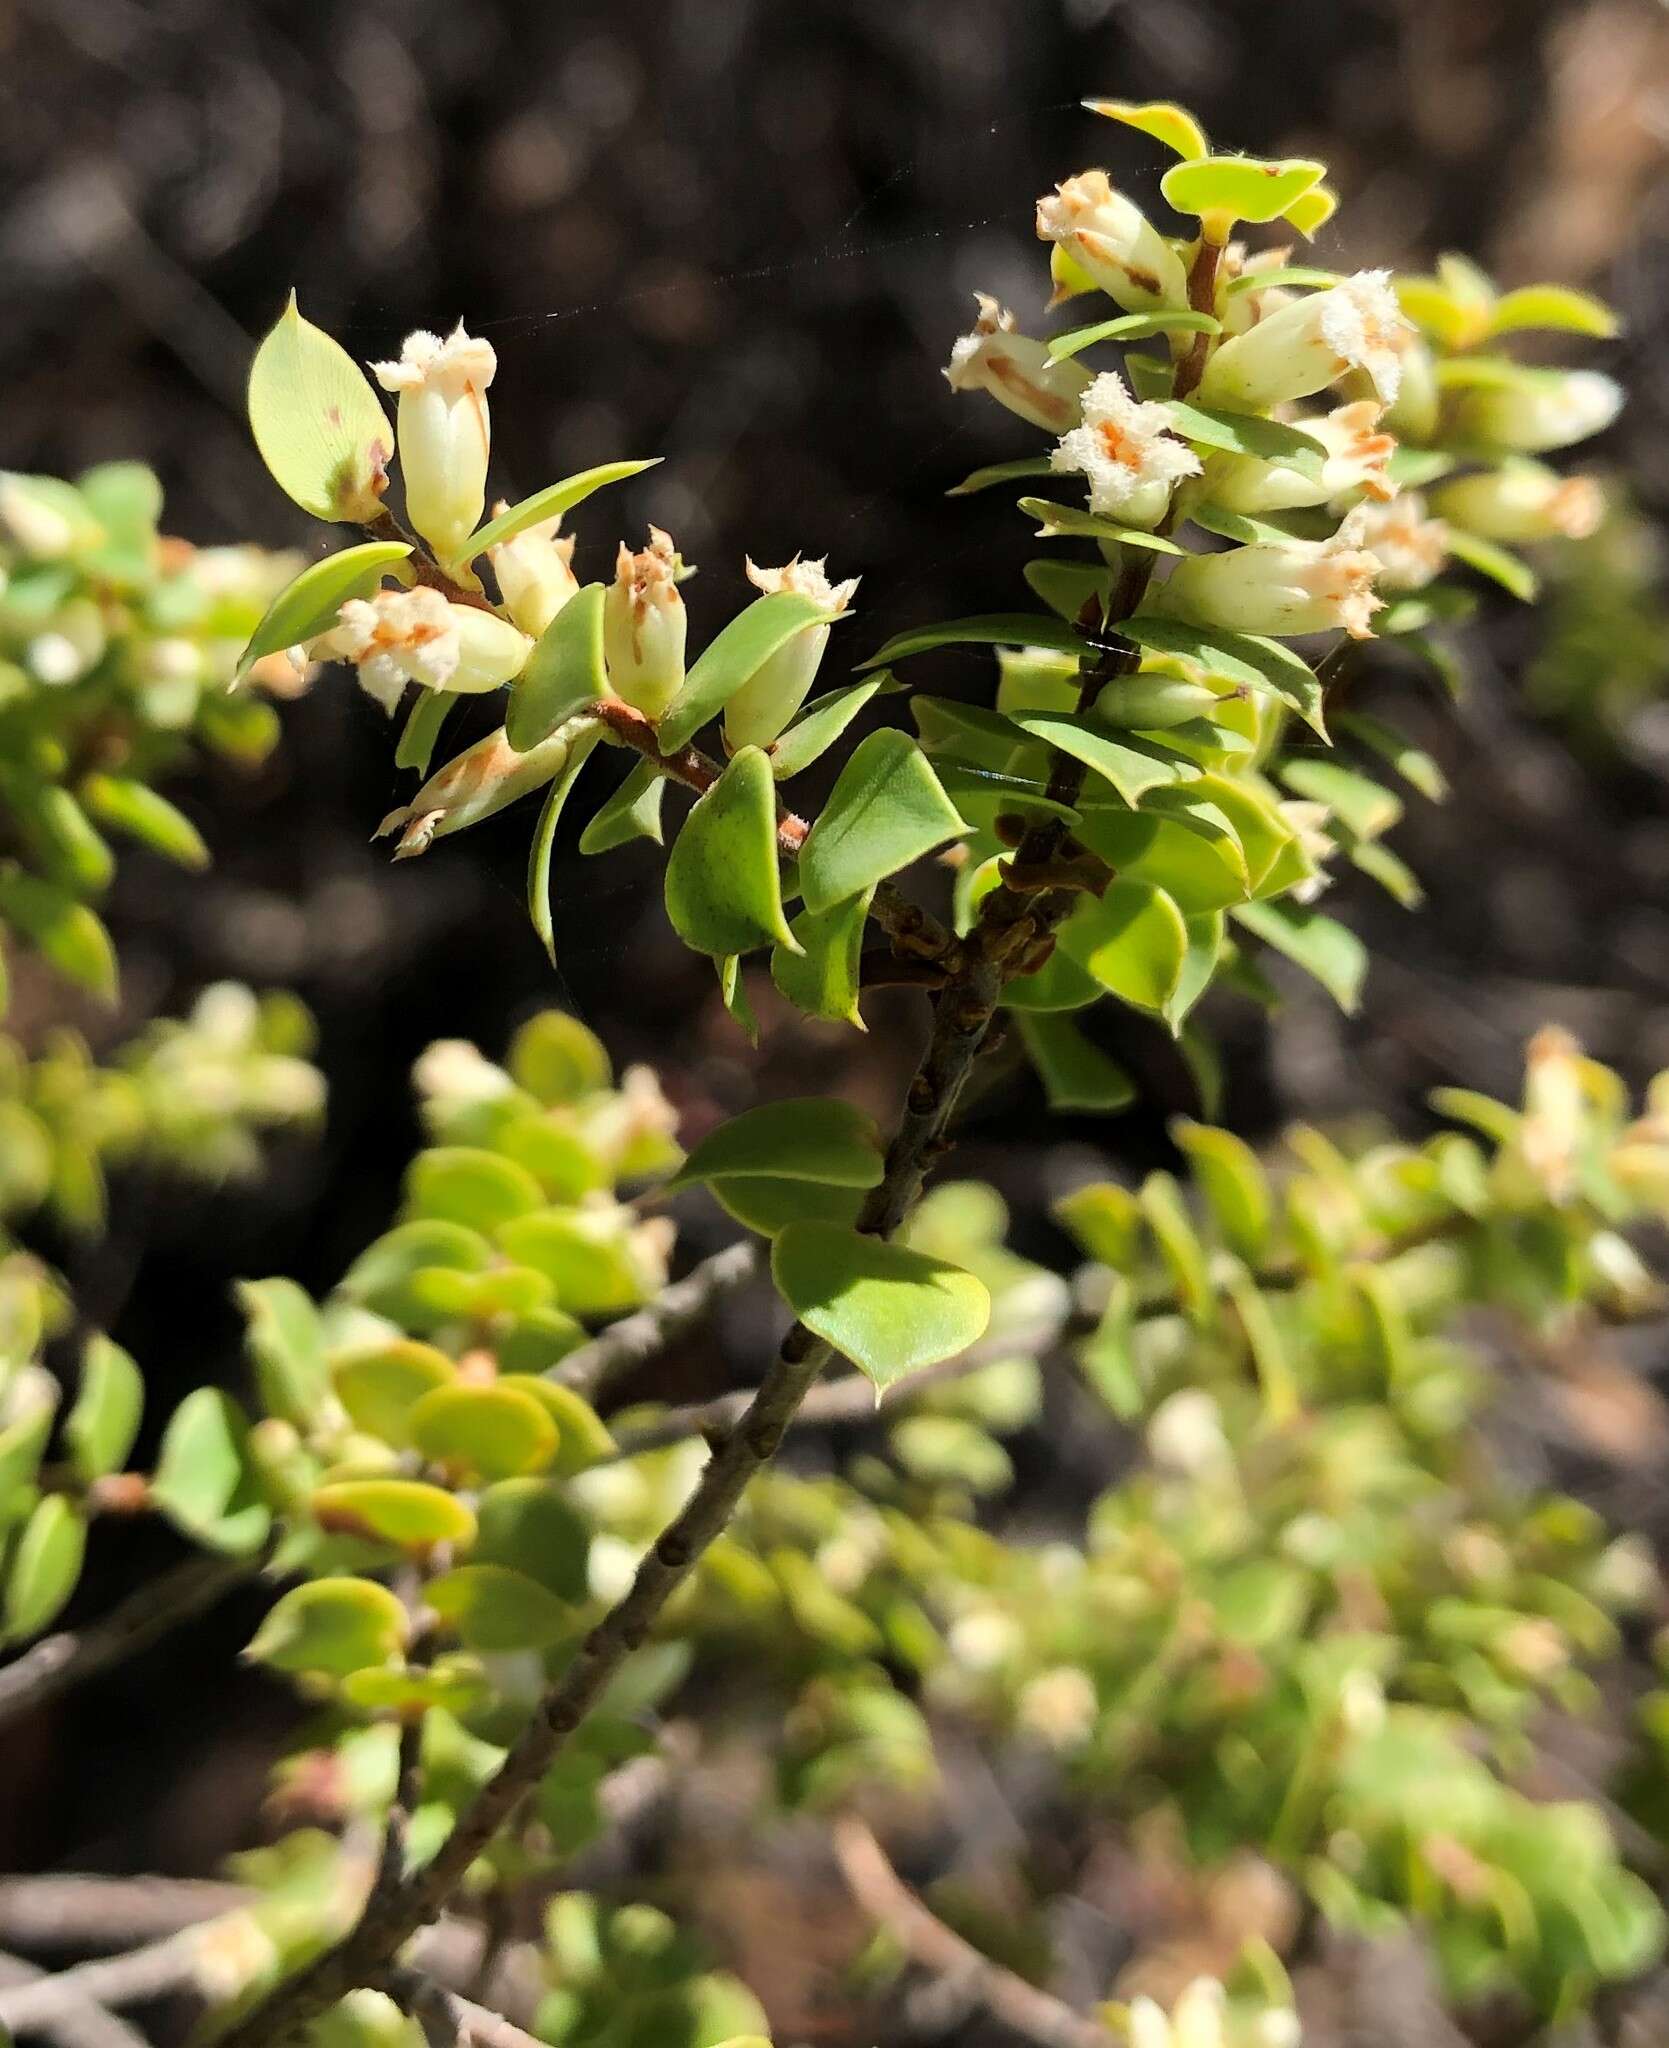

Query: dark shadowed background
[[0, 0, 1666, 1902]]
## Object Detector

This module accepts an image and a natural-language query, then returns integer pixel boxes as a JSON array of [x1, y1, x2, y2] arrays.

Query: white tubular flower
[[944, 294, 1091, 433], [374, 722, 575, 859], [1050, 372, 1202, 529], [1352, 492, 1448, 591], [1213, 401, 1396, 512], [1449, 367, 1622, 455], [1382, 331, 1439, 442], [316, 586, 528, 714], [488, 507, 580, 637], [723, 554, 859, 752], [1169, 1979, 1231, 2048], [604, 527, 687, 719], [1035, 170, 1189, 313], [1199, 271, 1410, 412], [1157, 507, 1384, 640], [371, 324, 497, 564], [1431, 461, 1604, 543]]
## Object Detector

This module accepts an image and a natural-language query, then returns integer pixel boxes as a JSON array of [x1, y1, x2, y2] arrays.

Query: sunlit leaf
[[460, 460, 662, 559], [665, 1098, 884, 1192], [797, 729, 968, 916], [246, 295, 392, 523], [664, 746, 796, 956], [237, 542, 410, 679], [772, 1223, 991, 1394], [658, 590, 835, 753]]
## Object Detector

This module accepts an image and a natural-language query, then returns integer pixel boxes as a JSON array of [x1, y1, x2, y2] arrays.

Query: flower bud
[[1092, 673, 1223, 727], [723, 555, 859, 752], [944, 294, 1090, 433], [1155, 509, 1383, 640], [487, 508, 580, 637], [374, 721, 577, 858], [371, 325, 497, 565], [315, 586, 529, 714], [1351, 493, 1447, 592], [1198, 271, 1410, 413], [1430, 461, 1604, 543], [1212, 400, 1396, 512], [1050, 372, 1202, 529], [1446, 367, 1622, 455], [1035, 172, 1189, 312], [604, 527, 686, 719], [1381, 331, 1439, 442]]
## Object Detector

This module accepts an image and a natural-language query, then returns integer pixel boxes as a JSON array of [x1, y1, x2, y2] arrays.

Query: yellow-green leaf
[[65, 1333, 142, 1483], [247, 295, 392, 523], [664, 1097, 884, 1192], [772, 1222, 991, 1394], [245, 1576, 409, 1677], [311, 1476, 477, 1552], [236, 541, 411, 679], [410, 1382, 559, 1481], [508, 584, 608, 752]]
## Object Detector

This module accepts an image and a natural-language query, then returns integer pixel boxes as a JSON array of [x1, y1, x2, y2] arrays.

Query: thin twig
[[0, 1952, 151, 2048], [0, 1552, 256, 1733], [830, 1816, 1110, 2048], [0, 1927, 208, 2034], [553, 1239, 763, 1402], [0, 1877, 252, 1952], [375, 1963, 549, 2048]]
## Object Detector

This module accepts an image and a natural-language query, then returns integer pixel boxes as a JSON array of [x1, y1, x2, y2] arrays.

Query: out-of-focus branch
[[0, 1952, 150, 2048]]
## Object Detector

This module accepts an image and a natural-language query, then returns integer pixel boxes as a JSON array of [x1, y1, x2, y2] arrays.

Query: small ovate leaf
[[1024, 558, 1113, 623], [1011, 712, 1197, 806], [1123, 617, 1327, 736], [341, 1655, 489, 1717], [0, 871, 117, 1003], [236, 542, 411, 679], [238, 1277, 330, 1429], [498, 1378, 616, 1474], [1333, 711, 1448, 802], [772, 1223, 991, 1394], [405, 1146, 545, 1233], [1171, 1119, 1272, 1261], [1046, 309, 1219, 363], [664, 1097, 884, 1193], [1058, 881, 1190, 1013], [1280, 759, 1402, 841], [1349, 837, 1422, 907], [4, 1496, 86, 1642], [860, 615, 1094, 669], [311, 1477, 477, 1553], [1282, 184, 1338, 238], [247, 295, 392, 523], [409, 1382, 560, 1481], [1488, 284, 1619, 341], [1164, 909, 1225, 1031], [425, 1563, 571, 1652], [768, 679, 884, 781], [332, 1340, 456, 1448], [78, 776, 210, 871], [717, 953, 759, 1045], [772, 886, 872, 1027], [475, 1478, 590, 1602], [151, 1390, 271, 1555], [710, 1175, 866, 1238], [65, 1334, 143, 1483], [664, 746, 796, 957], [1232, 898, 1367, 1013], [461, 460, 662, 559], [246, 1576, 409, 1677], [1139, 1170, 1214, 1324], [659, 590, 835, 753], [1224, 265, 1341, 297], [1163, 401, 1327, 479], [1083, 97, 1209, 160], [1016, 1013, 1136, 1113], [497, 1209, 655, 1317], [579, 759, 666, 854], [1443, 527, 1538, 603], [528, 727, 603, 966], [798, 729, 969, 915], [509, 1011, 611, 1101], [508, 584, 607, 751], [1161, 156, 1325, 227]]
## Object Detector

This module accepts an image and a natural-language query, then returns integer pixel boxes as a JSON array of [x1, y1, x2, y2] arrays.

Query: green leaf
[[1224, 265, 1341, 297], [475, 1478, 590, 1602], [772, 887, 872, 1027], [797, 729, 968, 915], [1488, 284, 1618, 340], [1083, 97, 1209, 161], [311, 1477, 476, 1553], [1139, 1170, 1214, 1324], [1232, 898, 1367, 1012], [1282, 184, 1338, 238], [246, 294, 392, 522], [1443, 527, 1538, 603], [1054, 1180, 1142, 1268], [78, 775, 210, 871], [245, 1576, 409, 1677], [500, 1378, 616, 1474], [425, 1563, 571, 1652], [1023, 559, 1113, 623], [665, 1097, 884, 1193], [1185, 501, 1317, 548], [710, 1176, 865, 1238], [0, 871, 117, 1002], [1123, 617, 1327, 736], [717, 953, 759, 1045], [1333, 712, 1448, 802], [1163, 401, 1327, 480], [459, 461, 662, 559], [1045, 309, 1220, 363], [860, 615, 1093, 670], [1009, 711, 1197, 807], [65, 1334, 143, 1482], [77, 462, 161, 585], [0, 780, 113, 896], [1279, 759, 1401, 841], [410, 1382, 559, 1480], [497, 1210, 655, 1317], [508, 584, 608, 751], [659, 590, 835, 753], [0, 1388, 57, 1524], [1164, 908, 1225, 1030], [1058, 881, 1190, 1012], [236, 542, 411, 679], [527, 727, 602, 967], [151, 1390, 271, 1555], [1348, 838, 1421, 907], [237, 1277, 330, 1429], [772, 1223, 991, 1394], [1016, 1013, 1136, 1113], [510, 1011, 611, 1101], [395, 689, 457, 776], [579, 759, 666, 854], [4, 1496, 85, 1641], [768, 679, 884, 781], [332, 1340, 456, 1447], [1161, 155, 1325, 226], [1171, 1120, 1272, 1260], [664, 746, 796, 956], [405, 1146, 545, 1233], [945, 457, 1057, 497], [1018, 498, 1185, 551]]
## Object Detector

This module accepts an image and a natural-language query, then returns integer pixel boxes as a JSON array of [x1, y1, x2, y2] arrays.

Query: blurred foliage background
[[0, 0, 1667, 1977]]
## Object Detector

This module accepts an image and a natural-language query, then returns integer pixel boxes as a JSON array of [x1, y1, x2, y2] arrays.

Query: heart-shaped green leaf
[[797, 729, 968, 915], [1161, 155, 1325, 226], [245, 1576, 410, 1677], [508, 584, 608, 752], [237, 541, 411, 679], [247, 294, 392, 522], [3, 1496, 86, 1642], [1015, 1013, 1135, 1114], [1058, 882, 1190, 1013], [151, 1390, 271, 1555], [426, 1563, 572, 1652], [771, 886, 873, 1028], [659, 590, 835, 753], [65, 1333, 142, 1482], [772, 1222, 991, 1394], [664, 746, 796, 956], [311, 1477, 477, 1552], [579, 759, 667, 854], [665, 1097, 884, 1192]]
